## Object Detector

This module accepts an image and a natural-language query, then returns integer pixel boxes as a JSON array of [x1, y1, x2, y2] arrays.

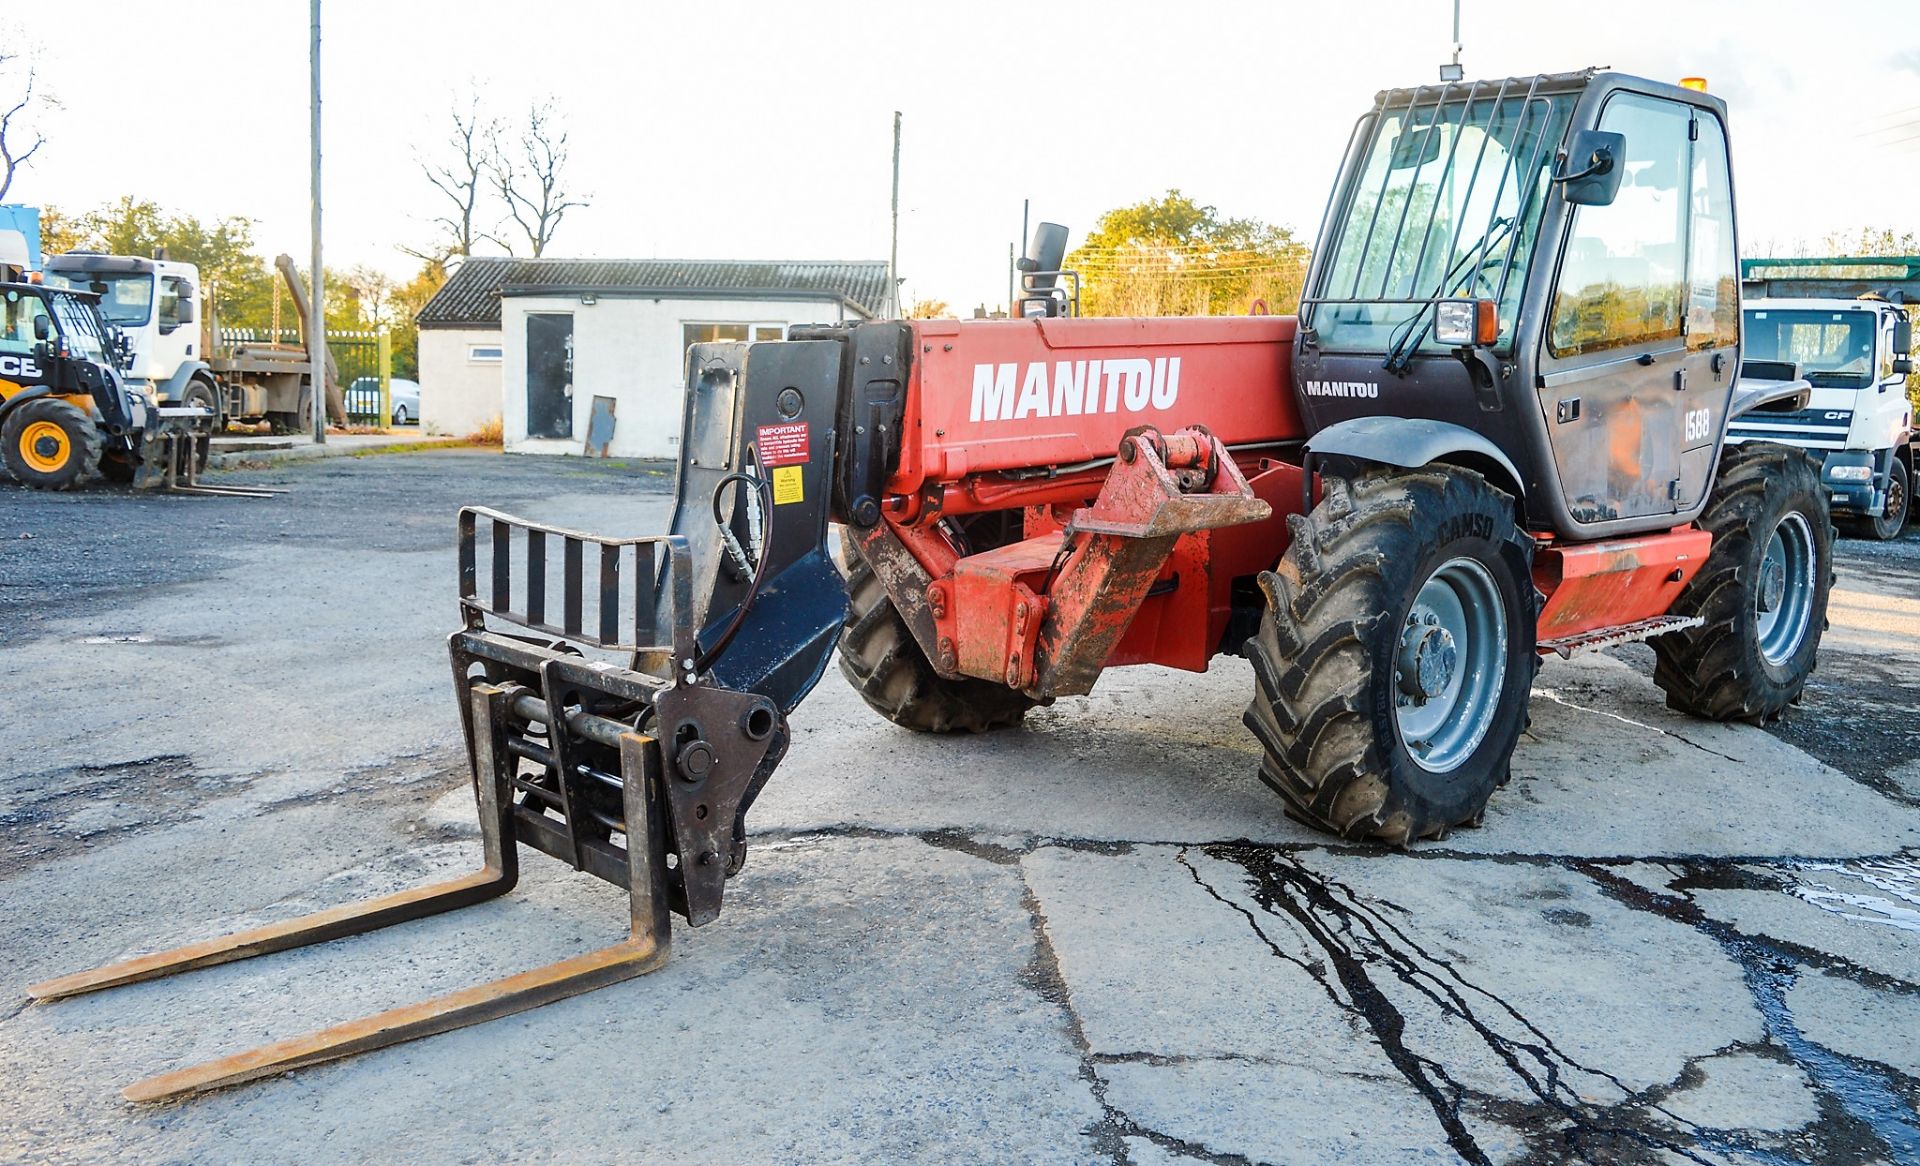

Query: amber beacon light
[[1679, 76, 1709, 91]]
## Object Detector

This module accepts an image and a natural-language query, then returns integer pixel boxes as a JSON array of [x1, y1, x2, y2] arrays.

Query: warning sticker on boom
[[756, 422, 810, 467], [772, 465, 804, 505]]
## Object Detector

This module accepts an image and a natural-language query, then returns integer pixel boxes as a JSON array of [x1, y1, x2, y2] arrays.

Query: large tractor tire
[[837, 540, 1036, 733], [1244, 469, 1537, 845], [2, 398, 102, 490], [1652, 441, 1832, 722]]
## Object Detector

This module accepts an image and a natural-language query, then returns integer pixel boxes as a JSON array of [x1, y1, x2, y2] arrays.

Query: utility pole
[[888, 111, 901, 318], [309, 0, 326, 443]]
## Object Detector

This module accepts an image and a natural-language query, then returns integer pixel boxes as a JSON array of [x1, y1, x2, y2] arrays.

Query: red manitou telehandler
[[33, 68, 1832, 1099]]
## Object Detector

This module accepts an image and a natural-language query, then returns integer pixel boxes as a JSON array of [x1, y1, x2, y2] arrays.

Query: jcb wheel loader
[[0, 281, 269, 495], [30, 68, 1834, 1100]]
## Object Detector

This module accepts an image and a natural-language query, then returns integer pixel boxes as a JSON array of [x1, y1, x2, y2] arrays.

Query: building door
[[526, 313, 574, 439]]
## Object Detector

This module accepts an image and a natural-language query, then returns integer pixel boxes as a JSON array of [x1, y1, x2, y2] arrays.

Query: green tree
[[1065, 190, 1310, 317], [55, 197, 277, 331]]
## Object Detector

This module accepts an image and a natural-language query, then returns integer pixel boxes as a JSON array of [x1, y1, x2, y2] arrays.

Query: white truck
[[44, 252, 317, 432], [1730, 257, 1916, 540]]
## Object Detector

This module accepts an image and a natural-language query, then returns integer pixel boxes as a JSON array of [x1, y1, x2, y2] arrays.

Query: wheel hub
[[1391, 557, 1510, 774], [1398, 616, 1457, 703], [19, 420, 71, 473], [1755, 513, 1817, 666], [1756, 556, 1786, 614]]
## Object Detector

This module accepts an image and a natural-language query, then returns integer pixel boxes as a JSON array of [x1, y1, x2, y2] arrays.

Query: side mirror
[[1894, 357, 1913, 376], [33, 315, 50, 341], [1556, 130, 1626, 207], [1893, 316, 1913, 357], [175, 295, 196, 324]]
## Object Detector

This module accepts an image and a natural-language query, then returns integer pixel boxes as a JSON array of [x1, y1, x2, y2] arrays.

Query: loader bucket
[[28, 335, 852, 1099]]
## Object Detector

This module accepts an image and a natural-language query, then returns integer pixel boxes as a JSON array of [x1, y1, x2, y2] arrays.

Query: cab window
[[1548, 94, 1692, 357], [158, 276, 192, 334], [1685, 115, 1738, 351], [0, 290, 50, 355]]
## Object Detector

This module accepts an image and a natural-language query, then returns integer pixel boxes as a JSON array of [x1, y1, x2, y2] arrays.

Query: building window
[[469, 344, 503, 362], [683, 322, 785, 348]]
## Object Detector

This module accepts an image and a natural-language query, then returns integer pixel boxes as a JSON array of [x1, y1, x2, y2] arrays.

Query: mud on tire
[[836, 538, 1036, 733], [1652, 441, 1832, 723], [1243, 469, 1537, 845]]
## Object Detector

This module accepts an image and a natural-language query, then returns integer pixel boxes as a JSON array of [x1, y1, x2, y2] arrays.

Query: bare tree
[[404, 96, 495, 264], [487, 101, 588, 258], [0, 51, 47, 202]]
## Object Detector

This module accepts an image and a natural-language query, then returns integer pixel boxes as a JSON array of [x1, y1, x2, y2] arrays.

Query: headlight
[[1434, 301, 1475, 346], [1828, 465, 1872, 482]]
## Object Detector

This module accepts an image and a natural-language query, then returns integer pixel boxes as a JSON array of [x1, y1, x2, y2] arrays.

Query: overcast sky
[[7, 0, 1918, 311]]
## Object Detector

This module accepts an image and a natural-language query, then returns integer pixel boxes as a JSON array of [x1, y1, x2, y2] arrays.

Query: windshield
[[1310, 85, 1574, 356], [1743, 309, 1878, 388], [49, 295, 109, 362], [46, 271, 154, 327]]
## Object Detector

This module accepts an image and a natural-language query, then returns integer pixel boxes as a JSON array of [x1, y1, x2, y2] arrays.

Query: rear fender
[[1307, 416, 1527, 500]]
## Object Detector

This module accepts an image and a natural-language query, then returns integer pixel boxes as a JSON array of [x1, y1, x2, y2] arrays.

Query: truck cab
[[1731, 258, 1918, 538], [44, 253, 208, 407]]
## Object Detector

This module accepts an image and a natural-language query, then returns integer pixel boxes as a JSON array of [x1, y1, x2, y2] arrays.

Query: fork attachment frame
[[28, 334, 855, 1101]]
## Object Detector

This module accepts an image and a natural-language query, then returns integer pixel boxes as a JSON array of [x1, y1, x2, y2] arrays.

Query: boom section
[[889, 315, 1303, 505]]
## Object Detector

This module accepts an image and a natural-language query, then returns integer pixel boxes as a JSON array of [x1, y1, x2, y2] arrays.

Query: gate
[[333, 331, 387, 424]]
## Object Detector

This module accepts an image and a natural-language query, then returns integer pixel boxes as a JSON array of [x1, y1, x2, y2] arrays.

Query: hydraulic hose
[[694, 472, 776, 675]]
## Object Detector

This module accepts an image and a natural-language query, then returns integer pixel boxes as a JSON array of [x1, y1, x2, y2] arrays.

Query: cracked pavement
[[1, 451, 1916, 1165]]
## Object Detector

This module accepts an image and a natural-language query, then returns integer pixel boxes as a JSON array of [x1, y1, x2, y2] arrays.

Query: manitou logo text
[[1303, 379, 1379, 399], [0, 354, 42, 379], [970, 357, 1181, 423]]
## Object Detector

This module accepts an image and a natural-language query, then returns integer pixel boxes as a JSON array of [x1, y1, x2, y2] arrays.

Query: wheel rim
[[1393, 556, 1509, 774], [20, 420, 70, 473], [1886, 472, 1906, 525], [1755, 511, 1816, 665]]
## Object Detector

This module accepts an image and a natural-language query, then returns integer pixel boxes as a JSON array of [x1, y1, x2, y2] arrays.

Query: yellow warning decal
[[772, 464, 804, 505]]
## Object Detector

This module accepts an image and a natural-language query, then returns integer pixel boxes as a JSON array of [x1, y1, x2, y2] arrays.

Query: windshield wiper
[[1382, 216, 1515, 375]]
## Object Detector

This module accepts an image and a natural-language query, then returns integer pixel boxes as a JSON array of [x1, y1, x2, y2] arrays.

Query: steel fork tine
[[28, 691, 676, 1104], [28, 686, 524, 1005], [121, 933, 668, 1102], [116, 728, 672, 1104]]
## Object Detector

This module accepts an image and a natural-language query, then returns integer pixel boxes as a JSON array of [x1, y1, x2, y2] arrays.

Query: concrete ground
[[0, 451, 1915, 1166]]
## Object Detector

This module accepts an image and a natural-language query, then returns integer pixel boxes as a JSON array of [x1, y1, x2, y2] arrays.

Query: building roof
[[415, 256, 892, 329]]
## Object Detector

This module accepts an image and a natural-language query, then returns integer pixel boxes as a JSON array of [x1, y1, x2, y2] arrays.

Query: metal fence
[[332, 331, 387, 424]]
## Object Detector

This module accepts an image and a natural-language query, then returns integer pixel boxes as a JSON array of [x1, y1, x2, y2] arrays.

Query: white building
[[415, 257, 889, 457]]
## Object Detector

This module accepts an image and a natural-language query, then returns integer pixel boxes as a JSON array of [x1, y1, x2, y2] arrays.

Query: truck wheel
[[266, 411, 301, 435], [2, 398, 103, 490], [181, 378, 226, 432], [1243, 469, 1537, 844], [1858, 456, 1909, 541], [837, 540, 1036, 733], [1652, 442, 1832, 723]]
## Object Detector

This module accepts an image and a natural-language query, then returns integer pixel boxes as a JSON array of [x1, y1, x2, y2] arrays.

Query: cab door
[[1535, 92, 1704, 526]]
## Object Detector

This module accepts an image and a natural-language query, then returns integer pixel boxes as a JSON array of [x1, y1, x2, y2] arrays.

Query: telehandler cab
[[32, 68, 1834, 1100]]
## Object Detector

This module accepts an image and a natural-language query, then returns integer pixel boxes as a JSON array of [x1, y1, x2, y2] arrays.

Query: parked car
[[347, 376, 423, 426]]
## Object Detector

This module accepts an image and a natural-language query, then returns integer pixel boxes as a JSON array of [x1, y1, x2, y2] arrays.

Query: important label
[[772, 465, 805, 505], [756, 422, 810, 466]]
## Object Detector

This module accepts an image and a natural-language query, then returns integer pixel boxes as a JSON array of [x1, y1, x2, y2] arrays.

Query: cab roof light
[[1679, 77, 1708, 92]]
